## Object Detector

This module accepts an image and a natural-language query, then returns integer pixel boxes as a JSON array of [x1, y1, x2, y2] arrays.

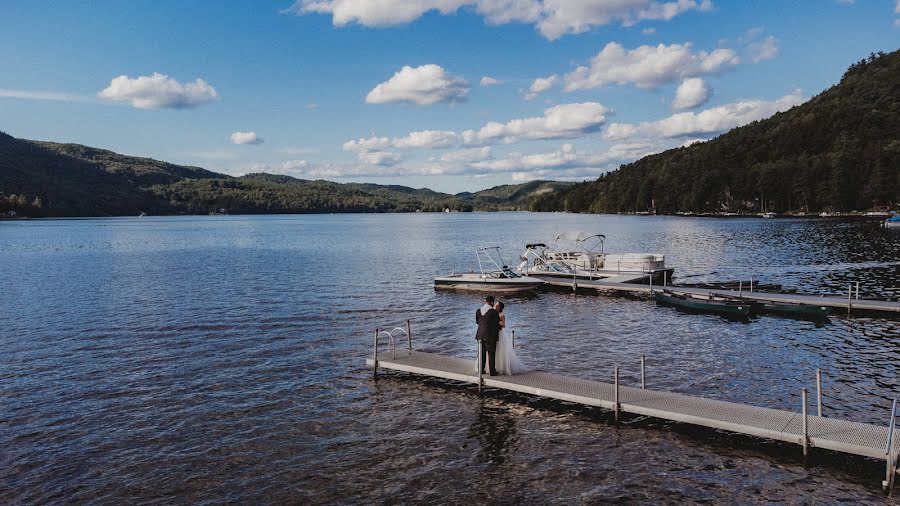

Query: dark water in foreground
[[1, 213, 899, 504]]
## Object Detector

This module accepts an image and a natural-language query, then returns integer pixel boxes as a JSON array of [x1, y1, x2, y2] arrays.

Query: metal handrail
[[887, 398, 898, 455]]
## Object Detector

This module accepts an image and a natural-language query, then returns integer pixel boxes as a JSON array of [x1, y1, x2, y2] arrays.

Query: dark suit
[[476, 307, 500, 375]]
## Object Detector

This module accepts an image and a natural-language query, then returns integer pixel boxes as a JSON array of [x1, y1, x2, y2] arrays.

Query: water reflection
[[467, 401, 518, 465]]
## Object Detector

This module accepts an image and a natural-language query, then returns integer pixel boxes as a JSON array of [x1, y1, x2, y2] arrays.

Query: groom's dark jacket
[[475, 307, 500, 343]]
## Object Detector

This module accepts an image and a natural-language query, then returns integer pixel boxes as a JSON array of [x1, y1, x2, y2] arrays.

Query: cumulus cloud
[[230, 131, 264, 145], [641, 27, 656, 34], [605, 90, 805, 140], [343, 129, 460, 153], [365, 64, 469, 105], [97, 73, 219, 109], [480, 76, 501, 86], [524, 74, 557, 100], [672, 77, 711, 109], [344, 102, 612, 156], [439, 146, 492, 163], [746, 35, 779, 63], [358, 151, 404, 166], [286, 0, 714, 40], [564, 42, 739, 91], [462, 102, 611, 144]]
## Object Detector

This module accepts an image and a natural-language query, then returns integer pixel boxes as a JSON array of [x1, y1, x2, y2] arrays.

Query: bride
[[494, 301, 527, 375]]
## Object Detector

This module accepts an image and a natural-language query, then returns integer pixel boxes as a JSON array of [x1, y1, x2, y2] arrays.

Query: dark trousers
[[480, 340, 498, 376]]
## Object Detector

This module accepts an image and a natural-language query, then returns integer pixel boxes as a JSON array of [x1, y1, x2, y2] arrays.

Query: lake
[[1, 213, 898, 503]]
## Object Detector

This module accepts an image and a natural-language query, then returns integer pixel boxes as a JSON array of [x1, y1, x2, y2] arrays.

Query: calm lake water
[[2, 213, 899, 504]]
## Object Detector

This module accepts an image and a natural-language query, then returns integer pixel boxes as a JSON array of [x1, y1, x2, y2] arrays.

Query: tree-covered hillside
[[531, 50, 900, 214], [0, 133, 561, 216]]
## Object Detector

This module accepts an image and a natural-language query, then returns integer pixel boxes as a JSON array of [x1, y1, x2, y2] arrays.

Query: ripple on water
[[1, 214, 898, 503]]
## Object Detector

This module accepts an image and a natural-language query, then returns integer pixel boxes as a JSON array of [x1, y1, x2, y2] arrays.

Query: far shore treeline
[[1, 50, 898, 218]]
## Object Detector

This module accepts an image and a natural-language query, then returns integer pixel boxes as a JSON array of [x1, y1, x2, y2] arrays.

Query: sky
[[1, 1, 898, 194]]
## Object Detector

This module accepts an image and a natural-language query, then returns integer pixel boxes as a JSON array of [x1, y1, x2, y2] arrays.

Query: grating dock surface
[[367, 350, 898, 462]]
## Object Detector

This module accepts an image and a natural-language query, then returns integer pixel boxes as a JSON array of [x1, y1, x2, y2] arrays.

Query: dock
[[532, 275, 900, 315], [369, 326, 899, 491]]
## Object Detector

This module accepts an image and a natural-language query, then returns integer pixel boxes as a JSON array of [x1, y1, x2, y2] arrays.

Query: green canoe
[[654, 290, 752, 318]]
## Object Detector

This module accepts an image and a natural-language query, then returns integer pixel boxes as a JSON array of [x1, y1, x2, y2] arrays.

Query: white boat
[[884, 215, 900, 228], [761, 212, 776, 219], [516, 231, 673, 283], [866, 211, 891, 217], [434, 247, 545, 293]]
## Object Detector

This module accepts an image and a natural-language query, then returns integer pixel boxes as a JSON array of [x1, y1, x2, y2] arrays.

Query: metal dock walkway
[[534, 276, 900, 315], [368, 329, 899, 491]]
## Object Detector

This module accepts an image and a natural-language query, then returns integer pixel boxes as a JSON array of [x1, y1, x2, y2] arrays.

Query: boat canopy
[[554, 231, 606, 242]]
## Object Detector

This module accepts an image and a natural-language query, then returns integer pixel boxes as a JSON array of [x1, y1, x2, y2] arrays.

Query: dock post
[[816, 369, 823, 417], [855, 281, 860, 300], [640, 355, 646, 389], [802, 388, 809, 460], [739, 280, 742, 298], [512, 330, 515, 347], [406, 319, 412, 351], [848, 285, 853, 317], [750, 276, 753, 293], [885, 399, 897, 492], [477, 340, 483, 395], [649, 274, 653, 294], [614, 366, 620, 425], [373, 328, 379, 377]]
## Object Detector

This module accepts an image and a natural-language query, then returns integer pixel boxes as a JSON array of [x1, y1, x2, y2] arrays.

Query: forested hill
[[531, 49, 900, 214], [0, 133, 572, 216]]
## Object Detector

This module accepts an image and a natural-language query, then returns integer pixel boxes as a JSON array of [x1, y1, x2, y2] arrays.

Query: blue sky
[[1, 1, 897, 193]]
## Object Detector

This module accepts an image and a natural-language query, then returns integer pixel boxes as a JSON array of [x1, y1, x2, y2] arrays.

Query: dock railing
[[886, 398, 899, 491], [369, 330, 900, 491]]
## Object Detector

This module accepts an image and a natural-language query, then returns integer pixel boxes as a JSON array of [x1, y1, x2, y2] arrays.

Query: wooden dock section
[[368, 345, 899, 490], [533, 276, 900, 315]]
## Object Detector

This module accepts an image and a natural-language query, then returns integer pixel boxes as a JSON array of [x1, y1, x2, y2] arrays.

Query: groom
[[475, 295, 500, 376]]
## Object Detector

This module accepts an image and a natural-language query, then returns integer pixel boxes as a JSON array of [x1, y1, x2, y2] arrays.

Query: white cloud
[[440, 146, 492, 163], [605, 90, 805, 140], [895, 0, 899, 13], [564, 42, 739, 91], [358, 151, 403, 166], [672, 77, 710, 109], [97, 73, 220, 109], [306, 103, 320, 109], [480, 76, 501, 86], [286, 0, 714, 40], [524, 74, 557, 100], [641, 27, 656, 34], [343, 102, 611, 155], [462, 102, 611, 144], [344, 129, 460, 152], [230, 131, 264, 145], [746, 35, 779, 63], [895, 18, 900, 27], [535, 0, 713, 39], [0, 88, 95, 103], [365, 64, 469, 105]]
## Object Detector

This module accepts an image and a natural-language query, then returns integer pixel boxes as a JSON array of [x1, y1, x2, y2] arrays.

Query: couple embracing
[[475, 295, 527, 376]]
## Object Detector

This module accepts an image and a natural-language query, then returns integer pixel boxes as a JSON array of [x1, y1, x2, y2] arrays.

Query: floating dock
[[369, 329, 899, 491], [532, 276, 900, 315]]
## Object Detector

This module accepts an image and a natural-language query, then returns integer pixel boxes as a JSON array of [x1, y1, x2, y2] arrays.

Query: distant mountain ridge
[[531, 49, 900, 214], [0, 132, 573, 216]]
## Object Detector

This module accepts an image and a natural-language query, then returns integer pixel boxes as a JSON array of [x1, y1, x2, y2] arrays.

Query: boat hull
[[654, 291, 752, 318], [760, 302, 831, 318], [433, 276, 544, 293]]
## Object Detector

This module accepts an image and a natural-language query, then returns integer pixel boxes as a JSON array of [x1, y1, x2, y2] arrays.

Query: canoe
[[759, 302, 831, 318], [654, 290, 752, 318]]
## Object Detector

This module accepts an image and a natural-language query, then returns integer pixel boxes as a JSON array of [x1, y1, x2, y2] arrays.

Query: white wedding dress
[[495, 322, 527, 375]]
